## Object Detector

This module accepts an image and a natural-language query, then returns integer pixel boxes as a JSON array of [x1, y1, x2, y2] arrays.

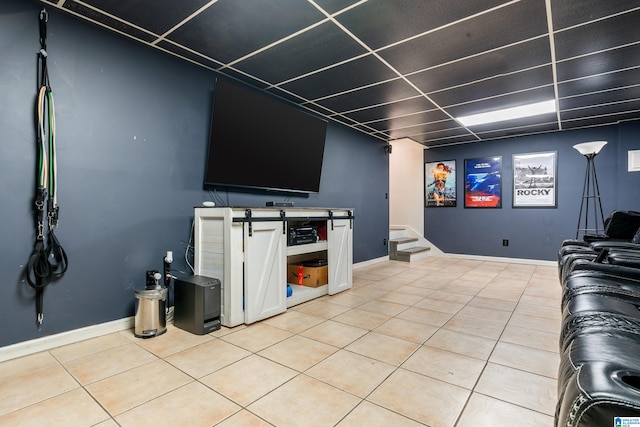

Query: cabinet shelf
[[286, 284, 328, 307], [286, 240, 328, 256]]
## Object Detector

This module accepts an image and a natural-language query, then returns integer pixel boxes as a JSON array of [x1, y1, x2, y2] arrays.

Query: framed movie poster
[[512, 151, 557, 208], [464, 157, 502, 208], [425, 160, 456, 207]]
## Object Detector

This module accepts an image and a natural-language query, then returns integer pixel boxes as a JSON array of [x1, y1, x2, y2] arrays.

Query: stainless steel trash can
[[134, 287, 168, 338]]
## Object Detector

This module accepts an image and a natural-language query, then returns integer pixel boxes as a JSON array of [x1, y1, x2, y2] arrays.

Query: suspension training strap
[[27, 8, 68, 328]]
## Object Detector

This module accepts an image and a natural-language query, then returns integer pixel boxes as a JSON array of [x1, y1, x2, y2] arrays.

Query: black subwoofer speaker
[[174, 275, 221, 335]]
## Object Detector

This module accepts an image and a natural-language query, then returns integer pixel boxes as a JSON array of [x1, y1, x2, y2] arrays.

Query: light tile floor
[[0, 256, 561, 426]]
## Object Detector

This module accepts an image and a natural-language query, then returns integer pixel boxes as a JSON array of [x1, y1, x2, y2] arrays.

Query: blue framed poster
[[464, 157, 502, 208], [425, 160, 456, 207]]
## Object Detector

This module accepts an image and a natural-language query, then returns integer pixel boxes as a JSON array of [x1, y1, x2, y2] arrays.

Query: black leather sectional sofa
[[555, 212, 640, 426]]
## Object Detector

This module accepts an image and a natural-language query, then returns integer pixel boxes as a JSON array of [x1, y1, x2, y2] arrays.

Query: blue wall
[[425, 122, 640, 261], [0, 1, 388, 347]]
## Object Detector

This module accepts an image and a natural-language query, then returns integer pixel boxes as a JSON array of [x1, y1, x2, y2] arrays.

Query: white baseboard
[[354, 256, 389, 269], [0, 317, 134, 363], [444, 253, 556, 266]]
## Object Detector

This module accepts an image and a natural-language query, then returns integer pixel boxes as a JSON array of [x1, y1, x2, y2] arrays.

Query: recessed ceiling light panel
[[456, 100, 556, 127]]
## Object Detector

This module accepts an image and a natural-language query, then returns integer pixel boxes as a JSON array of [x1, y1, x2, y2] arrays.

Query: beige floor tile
[[200, 354, 297, 406], [132, 324, 214, 358], [85, 359, 192, 415], [0, 352, 59, 382], [425, 328, 497, 360], [262, 310, 325, 334], [209, 324, 246, 338], [50, 332, 131, 363], [115, 381, 240, 427], [221, 323, 293, 353], [373, 317, 438, 343], [349, 286, 391, 300], [414, 297, 465, 314], [216, 409, 274, 427], [474, 363, 557, 415], [456, 304, 512, 324], [500, 324, 559, 353], [393, 285, 436, 297], [336, 400, 425, 426], [323, 291, 371, 308], [508, 312, 561, 334], [428, 290, 474, 304], [467, 296, 518, 312], [306, 350, 395, 398], [444, 314, 506, 340], [258, 335, 338, 372], [519, 294, 559, 307], [0, 388, 109, 427], [376, 290, 425, 305], [63, 342, 157, 385], [345, 332, 419, 366], [299, 319, 368, 348], [402, 346, 486, 389], [457, 393, 554, 427], [293, 300, 351, 319], [475, 288, 523, 302], [165, 339, 252, 378], [332, 308, 391, 330], [515, 302, 562, 320], [489, 341, 559, 378], [94, 419, 120, 427], [368, 368, 470, 427], [356, 299, 410, 317], [396, 306, 454, 327], [248, 374, 361, 427]]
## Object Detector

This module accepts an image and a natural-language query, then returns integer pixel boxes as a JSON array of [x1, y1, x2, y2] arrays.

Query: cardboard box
[[287, 263, 328, 288]]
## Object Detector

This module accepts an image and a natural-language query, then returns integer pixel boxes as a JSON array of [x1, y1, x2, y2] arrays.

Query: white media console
[[194, 207, 354, 327]]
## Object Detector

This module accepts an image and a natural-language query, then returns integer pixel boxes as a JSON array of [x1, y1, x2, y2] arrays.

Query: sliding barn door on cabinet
[[328, 218, 353, 295], [243, 220, 287, 323]]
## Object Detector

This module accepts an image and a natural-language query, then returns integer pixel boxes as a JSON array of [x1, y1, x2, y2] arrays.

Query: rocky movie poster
[[512, 151, 556, 207]]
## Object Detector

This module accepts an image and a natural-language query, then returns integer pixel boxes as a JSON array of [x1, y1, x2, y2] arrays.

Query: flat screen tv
[[205, 79, 328, 193]]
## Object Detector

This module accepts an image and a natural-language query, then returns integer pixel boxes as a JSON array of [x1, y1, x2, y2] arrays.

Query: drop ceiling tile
[[407, 37, 551, 94], [475, 122, 560, 140], [166, 0, 325, 64], [234, 21, 367, 84], [281, 55, 398, 101], [554, 9, 640, 61], [557, 68, 640, 98], [422, 134, 479, 147], [344, 96, 440, 123], [314, 0, 364, 15], [61, 1, 157, 42], [431, 68, 554, 111], [364, 110, 450, 132], [559, 85, 640, 111], [551, 0, 639, 31], [73, 0, 211, 35], [317, 79, 421, 113], [155, 40, 222, 70], [377, 0, 548, 75], [562, 112, 640, 129], [556, 43, 640, 82], [389, 124, 469, 142], [561, 99, 640, 121], [334, 0, 508, 50]]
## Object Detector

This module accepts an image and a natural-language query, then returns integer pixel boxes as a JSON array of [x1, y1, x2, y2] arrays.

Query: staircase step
[[395, 246, 431, 262]]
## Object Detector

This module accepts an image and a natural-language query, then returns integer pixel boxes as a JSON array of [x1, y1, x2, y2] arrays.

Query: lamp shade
[[573, 141, 607, 156]]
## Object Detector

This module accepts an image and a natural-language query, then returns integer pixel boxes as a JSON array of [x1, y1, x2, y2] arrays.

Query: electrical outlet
[[502, 239, 509, 246], [383, 238, 387, 246]]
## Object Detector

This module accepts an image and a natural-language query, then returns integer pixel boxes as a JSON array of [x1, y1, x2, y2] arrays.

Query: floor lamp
[[573, 140, 607, 239]]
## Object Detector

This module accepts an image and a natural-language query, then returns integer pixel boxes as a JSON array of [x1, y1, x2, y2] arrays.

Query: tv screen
[[205, 79, 328, 193]]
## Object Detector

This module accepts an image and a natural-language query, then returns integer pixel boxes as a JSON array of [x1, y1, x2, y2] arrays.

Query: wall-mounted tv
[[205, 79, 328, 193]]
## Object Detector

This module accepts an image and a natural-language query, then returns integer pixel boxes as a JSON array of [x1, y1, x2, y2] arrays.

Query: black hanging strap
[[26, 8, 68, 328]]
